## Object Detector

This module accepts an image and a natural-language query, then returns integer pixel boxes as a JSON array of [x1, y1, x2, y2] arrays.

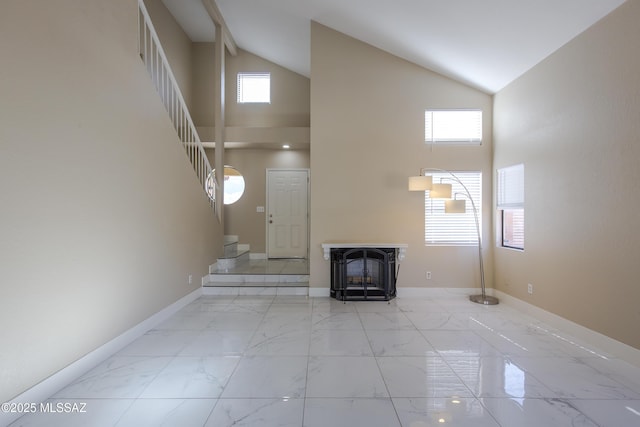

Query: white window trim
[[425, 109, 482, 145], [237, 72, 271, 104], [496, 164, 525, 250]]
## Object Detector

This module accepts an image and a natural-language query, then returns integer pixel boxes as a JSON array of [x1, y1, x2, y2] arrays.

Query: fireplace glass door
[[330, 247, 396, 301]]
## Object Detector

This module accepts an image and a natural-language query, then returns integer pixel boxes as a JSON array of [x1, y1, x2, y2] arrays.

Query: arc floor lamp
[[409, 168, 498, 305]]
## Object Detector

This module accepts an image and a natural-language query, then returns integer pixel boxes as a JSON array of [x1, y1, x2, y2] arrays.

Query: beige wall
[[206, 149, 311, 253], [309, 23, 493, 290], [0, 0, 222, 403], [144, 0, 193, 110], [191, 45, 311, 130], [192, 42, 217, 127], [493, 1, 640, 350], [225, 49, 310, 128]]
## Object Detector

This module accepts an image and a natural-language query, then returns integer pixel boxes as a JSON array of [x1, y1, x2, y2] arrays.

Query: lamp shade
[[445, 199, 466, 213], [408, 175, 432, 191], [429, 183, 452, 199]]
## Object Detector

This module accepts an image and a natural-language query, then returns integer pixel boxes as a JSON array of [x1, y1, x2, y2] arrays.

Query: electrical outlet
[[426, 271, 432, 280], [527, 283, 533, 294], [189, 274, 193, 285]]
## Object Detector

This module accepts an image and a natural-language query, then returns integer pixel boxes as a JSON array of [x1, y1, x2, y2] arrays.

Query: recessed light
[[282, 144, 290, 149]]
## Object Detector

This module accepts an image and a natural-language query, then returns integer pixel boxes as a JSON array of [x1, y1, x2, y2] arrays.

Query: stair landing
[[216, 235, 250, 271], [203, 258, 309, 296]]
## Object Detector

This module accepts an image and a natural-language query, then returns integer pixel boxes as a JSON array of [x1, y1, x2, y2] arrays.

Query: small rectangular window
[[497, 164, 524, 250], [425, 171, 482, 246], [425, 109, 482, 145], [502, 209, 524, 249], [237, 72, 270, 103]]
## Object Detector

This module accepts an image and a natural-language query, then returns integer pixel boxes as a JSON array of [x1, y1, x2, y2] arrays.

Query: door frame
[[265, 168, 310, 259]]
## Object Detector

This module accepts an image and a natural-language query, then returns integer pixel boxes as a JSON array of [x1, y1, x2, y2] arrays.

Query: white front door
[[267, 169, 309, 258]]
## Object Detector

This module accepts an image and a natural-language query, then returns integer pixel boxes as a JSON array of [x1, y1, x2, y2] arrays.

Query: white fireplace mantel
[[321, 243, 408, 262]]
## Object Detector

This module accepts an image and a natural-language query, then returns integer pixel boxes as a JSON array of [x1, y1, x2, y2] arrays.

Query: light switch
[[256, 206, 265, 213]]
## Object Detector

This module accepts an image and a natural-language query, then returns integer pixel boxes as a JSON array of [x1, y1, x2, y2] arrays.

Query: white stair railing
[[137, 0, 218, 214]]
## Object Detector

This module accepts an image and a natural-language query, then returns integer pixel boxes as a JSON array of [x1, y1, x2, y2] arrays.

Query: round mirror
[[206, 165, 245, 205]]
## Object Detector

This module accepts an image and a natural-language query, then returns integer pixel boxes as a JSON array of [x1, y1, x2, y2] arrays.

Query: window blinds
[[425, 171, 482, 246], [237, 72, 271, 103], [497, 164, 524, 209], [425, 110, 482, 144]]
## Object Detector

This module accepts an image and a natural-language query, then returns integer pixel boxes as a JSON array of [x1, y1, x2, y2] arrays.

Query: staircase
[[138, 0, 217, 215], [137, 6, 308, 295], [203, 236, 309, 296]]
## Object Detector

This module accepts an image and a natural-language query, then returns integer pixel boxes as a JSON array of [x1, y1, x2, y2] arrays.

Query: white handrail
[[137, 0, 218, 214]]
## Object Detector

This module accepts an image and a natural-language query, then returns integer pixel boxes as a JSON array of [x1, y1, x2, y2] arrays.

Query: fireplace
[[329, 247, 397, 301]]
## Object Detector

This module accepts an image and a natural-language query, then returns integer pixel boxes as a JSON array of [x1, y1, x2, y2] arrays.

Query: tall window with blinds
[[425, 171, 482, 246], [497, 164, 524, 250], [425, 109, 482, 145]]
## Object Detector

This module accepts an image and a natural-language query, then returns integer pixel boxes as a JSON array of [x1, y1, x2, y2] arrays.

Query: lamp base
[[469, 294, 499, 305]]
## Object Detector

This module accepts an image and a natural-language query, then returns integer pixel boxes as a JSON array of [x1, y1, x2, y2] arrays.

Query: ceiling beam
[[201, 0, 237, 56]]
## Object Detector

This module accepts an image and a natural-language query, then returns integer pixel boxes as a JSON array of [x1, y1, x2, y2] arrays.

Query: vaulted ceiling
[[162, 0, 626, 94]]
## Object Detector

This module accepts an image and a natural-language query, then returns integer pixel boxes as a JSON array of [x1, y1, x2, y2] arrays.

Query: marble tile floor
[[9, 293, 640, 427]]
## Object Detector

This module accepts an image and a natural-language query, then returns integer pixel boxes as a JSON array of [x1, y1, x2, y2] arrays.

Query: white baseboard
[[249, 252, 267, 260], [396, 287, 481, 298], [308, 286, 483, 299], [493, 289, 640, 368], [0, 288, 202, 427], [308, 287, 330, 297]]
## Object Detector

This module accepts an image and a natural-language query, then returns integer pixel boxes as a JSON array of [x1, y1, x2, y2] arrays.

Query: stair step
[[205, 273, 309, 284], [218, 247, 250, 260], [223, 243, 238, 257], [211, 249, 250, 272], [202, 285, 309, 296], [222, 236, 241, 258], [203, 281, 309, 288], [223, 235, 239, 245], [203, 258, 310, 296]]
